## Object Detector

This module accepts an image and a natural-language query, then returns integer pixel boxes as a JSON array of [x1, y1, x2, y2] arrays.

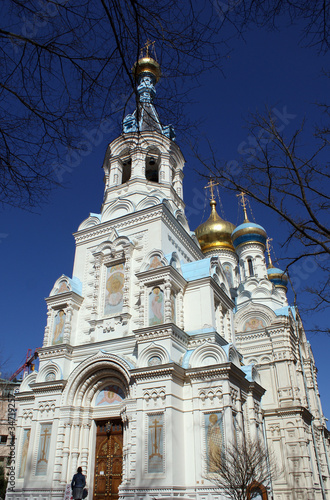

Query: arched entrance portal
[[93, 420, 123, 500], [59, 352, 133, 497]]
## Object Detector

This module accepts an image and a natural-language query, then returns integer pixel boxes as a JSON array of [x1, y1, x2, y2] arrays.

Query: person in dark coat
[[71, 467, 86, 500]]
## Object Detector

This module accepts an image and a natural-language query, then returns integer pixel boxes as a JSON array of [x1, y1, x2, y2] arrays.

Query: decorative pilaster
[[120, 409, 129, 484], [178, 290, 184, 330], [246, 391, 257, 441], [63, 305, 73, 343], [71, 422, 81, 474], [52, 421, 66, 485], [43, 306, 52, 347], [139, 284, 145, 327], [222, 380, 234, 445], [159, 152, 171, 184], [109, 157, 122, 187], [173, 167, 184, 199], [61, 421, 72, 483], [80, 422, 91, 473], [91, 255, 102, 322], [164, 280, 172, 323], [131, 147, 145, 179], [123, 247, 132, 314], [226, 310, 232, 343]]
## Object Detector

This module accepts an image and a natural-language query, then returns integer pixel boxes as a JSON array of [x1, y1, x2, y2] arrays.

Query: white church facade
[[7, 52, 330, 500]]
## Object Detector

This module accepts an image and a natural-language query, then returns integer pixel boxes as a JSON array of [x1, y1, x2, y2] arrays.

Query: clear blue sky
[[2, 15, 330, 417]]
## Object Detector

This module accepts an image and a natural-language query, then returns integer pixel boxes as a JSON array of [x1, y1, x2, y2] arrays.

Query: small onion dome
[[195, 199, 236, 253], [231, 220, 267, 250], [267, 265, 288, 290], [132, 56, 161, 83]]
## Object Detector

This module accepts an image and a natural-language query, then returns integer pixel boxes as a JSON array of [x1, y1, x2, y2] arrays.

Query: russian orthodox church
[[8, 49, 330, 500]]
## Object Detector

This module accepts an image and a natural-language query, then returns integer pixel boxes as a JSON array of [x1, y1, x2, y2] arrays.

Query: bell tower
[[101, 43, 186, 224]]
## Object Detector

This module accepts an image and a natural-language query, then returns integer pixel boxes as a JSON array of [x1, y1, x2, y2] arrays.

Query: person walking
[[71, 467, 86, 500]]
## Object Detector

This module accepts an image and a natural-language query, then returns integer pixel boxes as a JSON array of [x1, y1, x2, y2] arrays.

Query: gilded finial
[[237, 192, 249, 223], [205, 179, 219, 202], [139, 39, 157, 60], [133, 40, 161, 83], [266, 238, 275, 268]]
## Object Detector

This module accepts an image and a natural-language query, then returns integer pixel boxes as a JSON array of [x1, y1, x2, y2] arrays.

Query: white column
[[80, 422, 91, 474], [71, 422, 81, 474], [61, 421, 72, 483]]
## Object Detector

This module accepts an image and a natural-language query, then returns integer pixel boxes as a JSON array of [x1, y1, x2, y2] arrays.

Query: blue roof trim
[[241, 365, 254, 382], [186, 327, 214, 336], [90, 213, 101, 220], [232, 222, 266, 235], [181, 258, 211, 281], [182, 350, 194, 368], [267, 267, 286, 274], [274, 306, 290, 316], [69, 276, 82, 295], [222, 344, 230, 359], [233, 233, 267, 248], [275, 306, 296, 319]]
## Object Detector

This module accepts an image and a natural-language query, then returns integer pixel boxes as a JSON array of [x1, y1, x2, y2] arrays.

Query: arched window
[[145, 148, 160, 182], [118, 149, 131, 184], [247, 258, 254, 276], [121, 158, 131, 183]]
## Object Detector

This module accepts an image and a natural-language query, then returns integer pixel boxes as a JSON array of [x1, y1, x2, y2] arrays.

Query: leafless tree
[[207, 438, 276, 500], [195, 104, 330, 323], [213, 0, 330, 54], [1, 0, 224, 208], [1, 0, 329, 209]]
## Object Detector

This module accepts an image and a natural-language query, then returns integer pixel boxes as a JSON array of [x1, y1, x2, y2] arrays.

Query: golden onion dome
[[132, 56, 161, 83], [195, 199, 236, 253]]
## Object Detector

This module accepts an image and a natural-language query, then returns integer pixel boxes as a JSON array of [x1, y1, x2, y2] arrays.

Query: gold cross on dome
[[205, 179, 219, 201], [266, 237, 273, 261], [237, 191, 249, 221], [141, 39, 155, 58]]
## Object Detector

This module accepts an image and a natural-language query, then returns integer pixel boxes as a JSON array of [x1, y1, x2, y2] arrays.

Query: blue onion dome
[[267, 264, 288, 290], [231, 218, 267, 249], [195, 199, 236, 253]]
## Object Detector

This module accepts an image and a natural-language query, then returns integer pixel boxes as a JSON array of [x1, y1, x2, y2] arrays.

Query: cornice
[[263, 405, 313, 423], [73, 203, 203, 261], [134, 323, 188, 347], [38, 344, 73, 358], [131, 362, 185, 382], [136, 264, 187, 289], [45, 291, 84, 307], [15, 392, 35, 401], [29, 380, 67, 394]]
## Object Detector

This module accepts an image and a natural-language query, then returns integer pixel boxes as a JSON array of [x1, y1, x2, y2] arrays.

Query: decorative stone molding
[[189, 342, 227, 369], [199, 387, 222, 403], [143, 387, 166, 405], [138, 343, 170, 368], [61, 351, 131, 406], [134, 323, 188, 347], [38, 400, 56, 416]]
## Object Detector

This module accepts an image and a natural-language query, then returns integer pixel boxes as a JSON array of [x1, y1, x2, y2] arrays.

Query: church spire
[[123, 42, 175, 139]]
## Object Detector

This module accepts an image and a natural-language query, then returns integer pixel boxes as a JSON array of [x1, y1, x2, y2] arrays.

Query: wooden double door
[[93, 420, 123, 500]]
